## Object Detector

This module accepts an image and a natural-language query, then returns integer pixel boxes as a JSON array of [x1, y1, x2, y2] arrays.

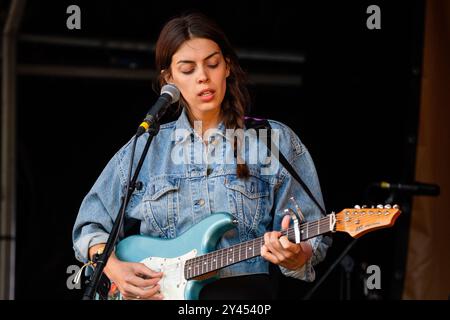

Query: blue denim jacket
[[73, 109, 331, 281]]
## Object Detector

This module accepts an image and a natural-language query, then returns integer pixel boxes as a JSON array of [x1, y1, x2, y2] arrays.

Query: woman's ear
[[225, 58, 231, 78], [161, 69, 173, 84]]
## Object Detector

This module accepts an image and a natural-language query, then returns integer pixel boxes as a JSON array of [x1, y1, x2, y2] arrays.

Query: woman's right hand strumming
[[90, 245, 164, 300]]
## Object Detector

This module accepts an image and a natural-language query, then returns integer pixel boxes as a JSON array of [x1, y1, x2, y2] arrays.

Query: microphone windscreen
[[161, 84, 180, 103]]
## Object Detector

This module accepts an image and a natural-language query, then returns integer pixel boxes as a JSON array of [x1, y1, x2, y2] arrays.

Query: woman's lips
[[198, 90, 215, 102]]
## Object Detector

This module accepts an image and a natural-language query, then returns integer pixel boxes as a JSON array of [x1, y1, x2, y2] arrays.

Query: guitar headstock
[[335, 205, 401, 238]]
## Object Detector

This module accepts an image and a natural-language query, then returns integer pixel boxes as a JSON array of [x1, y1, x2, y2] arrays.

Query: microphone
[[136, 84, 180, 137], [377, 181, 440, 196]]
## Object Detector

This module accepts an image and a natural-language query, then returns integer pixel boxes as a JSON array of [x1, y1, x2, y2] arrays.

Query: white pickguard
[[140, 249, 197, 300]]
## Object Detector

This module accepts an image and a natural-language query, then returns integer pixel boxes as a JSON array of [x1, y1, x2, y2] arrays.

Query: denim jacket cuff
[[74, 232, 110, 263], [279, 237, 321, 282], [279, 256, 315, 282]]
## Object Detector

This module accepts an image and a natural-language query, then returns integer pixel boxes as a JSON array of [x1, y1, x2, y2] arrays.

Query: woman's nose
[[197, 67, 209, 83]]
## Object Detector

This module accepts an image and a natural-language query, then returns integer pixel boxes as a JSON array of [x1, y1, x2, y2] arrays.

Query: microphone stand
[[302, 183, 374, 300], [302, 237, 359, 300], [82, 122, 160, 300]]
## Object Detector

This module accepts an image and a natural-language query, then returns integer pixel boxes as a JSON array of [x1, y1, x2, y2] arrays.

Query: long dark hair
[[154, 12, 250, 178]]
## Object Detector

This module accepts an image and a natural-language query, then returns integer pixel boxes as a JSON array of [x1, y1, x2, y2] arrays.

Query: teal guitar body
[[113, 212, 236, 300]]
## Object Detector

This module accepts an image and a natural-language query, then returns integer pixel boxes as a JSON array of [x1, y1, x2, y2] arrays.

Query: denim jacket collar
[[174, 108, 228, 145]]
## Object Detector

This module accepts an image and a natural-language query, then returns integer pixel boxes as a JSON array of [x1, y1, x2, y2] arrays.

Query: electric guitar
[[99, 205, 401, 300]]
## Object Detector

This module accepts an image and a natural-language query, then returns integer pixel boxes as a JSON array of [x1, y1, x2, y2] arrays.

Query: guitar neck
[[184, 214, 334, 280]]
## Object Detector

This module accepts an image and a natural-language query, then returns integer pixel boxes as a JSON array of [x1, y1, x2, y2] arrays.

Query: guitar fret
[[196, 259, 199, 278], [202, 257, 205, 274], [201, 257, 204, 275], [238, 243, 242, 262], [209, 253, 213, 272], [197, 260, 200, 277], [245, 242, 248, 259], [193, 262, 196, 278], [221, 248, 224, 269], [194, 259, 197, 278], [306, 223, 309, 239]]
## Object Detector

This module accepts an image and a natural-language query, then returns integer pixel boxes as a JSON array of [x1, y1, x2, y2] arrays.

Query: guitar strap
[[244, 117, 327, 286], [244, 116, 326, 216]]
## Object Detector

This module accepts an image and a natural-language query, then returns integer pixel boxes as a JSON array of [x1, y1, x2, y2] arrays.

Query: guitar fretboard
[[184, 214, 334, 280]]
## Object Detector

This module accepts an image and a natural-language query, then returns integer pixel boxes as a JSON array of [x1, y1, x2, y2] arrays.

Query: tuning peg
[[354, 205, 361, 209], [384, 204, 392, 209], [377, 204, 384, 209], [362, 205, 367, 208], [393, 204, 400, 209]]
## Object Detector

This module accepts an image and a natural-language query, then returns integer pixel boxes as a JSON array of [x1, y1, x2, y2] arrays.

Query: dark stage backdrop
[[13, 0, 425, 300]]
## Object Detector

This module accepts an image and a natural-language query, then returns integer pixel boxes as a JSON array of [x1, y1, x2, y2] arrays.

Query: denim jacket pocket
[[224, 174, 270, 244], [142, 177, 180, 239]]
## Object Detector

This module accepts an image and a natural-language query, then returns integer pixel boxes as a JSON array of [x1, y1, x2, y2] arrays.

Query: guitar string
[[186, 215, 332, 264], [186, 213, 342, 271], [186, 211, 392, 268], [189, 206, 393, 267], [185, 211, 395, 278], [186, 207, 394, 272], [184, 216, 333, 278]]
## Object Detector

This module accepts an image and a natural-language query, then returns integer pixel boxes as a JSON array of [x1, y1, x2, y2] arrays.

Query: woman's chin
[[190, 103, 221, 114]]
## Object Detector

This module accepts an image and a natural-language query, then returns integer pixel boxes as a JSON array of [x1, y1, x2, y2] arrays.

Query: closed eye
[[181, 63, 219, 75]]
